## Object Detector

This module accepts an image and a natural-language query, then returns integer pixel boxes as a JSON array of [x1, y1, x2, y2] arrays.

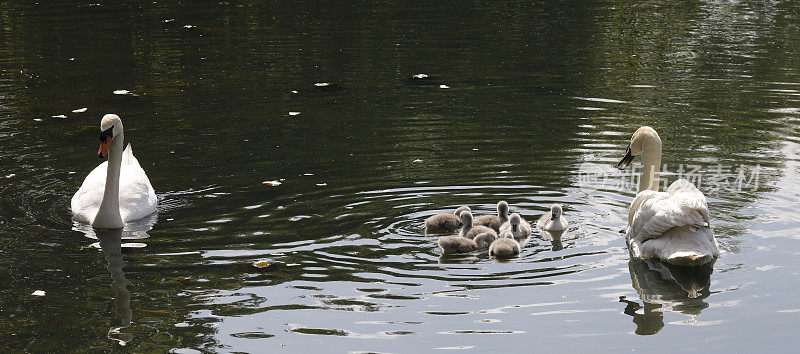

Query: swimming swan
[[71, 114, 157, 229], [618, 126, 719, 266], [489, 230, 521, 258], [474, 201, 510, 232], [536, 204, 568, 231], [499, 213, 531, 238], [459, 211, 498, 240], [425, 206, 471, 234], [438, 232, 496, 254]]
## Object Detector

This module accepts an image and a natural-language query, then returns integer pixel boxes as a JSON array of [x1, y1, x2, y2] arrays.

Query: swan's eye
[[99, 125, 114, 142]]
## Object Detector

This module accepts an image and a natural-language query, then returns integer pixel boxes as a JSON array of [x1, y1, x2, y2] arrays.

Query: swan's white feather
[[628, 179, 709, 239], [71, 144, 157, 224], [627, 178, 719, 265]]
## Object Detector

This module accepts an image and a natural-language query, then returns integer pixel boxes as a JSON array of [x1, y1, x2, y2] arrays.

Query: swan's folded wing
[[629, 180, 710, 240], [667, 178, 710, 223], [119, 145, 158, 221], [70, 161, 108, 223]]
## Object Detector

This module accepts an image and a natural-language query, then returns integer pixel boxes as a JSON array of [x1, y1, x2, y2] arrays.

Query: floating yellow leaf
[[252, 261, 271, 268]]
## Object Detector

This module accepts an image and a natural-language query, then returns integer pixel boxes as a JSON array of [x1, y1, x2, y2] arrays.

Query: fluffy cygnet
[[489, 230, 521, 258], [438, 232, 497, 254], [499, 213, 531, 238], [425, 206, 471, 234], [537, 204, 569, 231], [474, 201, 510, 232], [459, 211, 498, 240]]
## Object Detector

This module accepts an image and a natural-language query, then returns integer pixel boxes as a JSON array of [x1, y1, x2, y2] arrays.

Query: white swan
[[474, 201, 510, 232], [500, 213, 531, 238], [536, 204, 568, 231], [71, 114, 157, 229], [618, 126, 719, 266], [489, 230, 521, 258], [425, 206, 471, 234], [459, 211, 498, 240]]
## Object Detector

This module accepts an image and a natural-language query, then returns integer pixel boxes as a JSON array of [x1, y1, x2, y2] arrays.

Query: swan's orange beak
[[98, 136, 110, 158], [98, 125, 114, 158]]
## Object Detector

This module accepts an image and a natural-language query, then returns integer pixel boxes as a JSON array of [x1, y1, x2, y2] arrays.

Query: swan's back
[[627, 179, 719, 266], [629, 179, 709, 240]]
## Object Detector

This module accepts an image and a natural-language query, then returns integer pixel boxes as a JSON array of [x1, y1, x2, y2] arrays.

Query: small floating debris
[[113, 89, 130, 95], [767, 108, 800, 114], [52, 114, 67, 119], [572, 96, 628, 104], [314, 82, 331, 87], [439, 84, 450, 89], [5, 174, 15, 178], [262, 180, 282, 186], [291, 90, 299, 94], [252, 261, 272, 269], [499, 170, 508, 174], [316, 183, 327, 186], [289, 111, 300, 116], [276, 206, 285, 210], [68, 57, 75, 61], [164, 18, 175, 23], [183, 25, 196, 29], [472, 148, 479, 151], [33, 118, 43, 122], [303, 173, 314, 176], [289, 216, 302, 222], [31, 290, 46, 296], [413, 159, 423, 163], [412, 74, 429, 79], [71, 107, 88, 113]]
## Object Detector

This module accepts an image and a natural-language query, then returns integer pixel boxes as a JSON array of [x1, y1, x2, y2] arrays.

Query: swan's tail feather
[[122, 143, 138, 165]]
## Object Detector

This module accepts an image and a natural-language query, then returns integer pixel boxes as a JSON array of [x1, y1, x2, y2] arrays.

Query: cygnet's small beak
[[550, 214, 557, 221], [617, 144, 634, 170], [512, 224, 519, 232]]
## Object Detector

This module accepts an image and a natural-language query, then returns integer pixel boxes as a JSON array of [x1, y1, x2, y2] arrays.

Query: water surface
[[1, 1, 800, 352]]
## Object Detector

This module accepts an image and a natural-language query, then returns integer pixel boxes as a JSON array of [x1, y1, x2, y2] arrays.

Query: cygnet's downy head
[[550, 204, 563, 221], [454, 206, 471, 216], [459, 210, 473, 229], [473, 232, 497, 248], [497, 201, 510, 218], [509, 213, 522, 233], [618, 126, 661, 170], [98, 114, 123, 159]]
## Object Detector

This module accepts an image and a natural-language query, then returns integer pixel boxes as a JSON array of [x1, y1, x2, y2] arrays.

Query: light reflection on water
[[1, 0, 800, 352]]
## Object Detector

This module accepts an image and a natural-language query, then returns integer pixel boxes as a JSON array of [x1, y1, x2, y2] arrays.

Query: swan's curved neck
[[93, 132, 124, 229], [638, 138, 662, 192]]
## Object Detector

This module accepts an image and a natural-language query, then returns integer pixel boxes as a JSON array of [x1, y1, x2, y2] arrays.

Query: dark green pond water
[[2, 1, 800, 352]]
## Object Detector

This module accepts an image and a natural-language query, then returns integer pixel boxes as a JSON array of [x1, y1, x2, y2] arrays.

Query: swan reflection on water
[[620, 258, 714, 335], [72, 213, 156, 346], [539, 229, 564, 252]]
